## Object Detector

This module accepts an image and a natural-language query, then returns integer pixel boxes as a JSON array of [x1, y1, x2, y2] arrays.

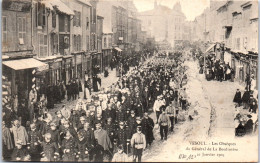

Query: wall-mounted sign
[[3, 0, 31, 12]]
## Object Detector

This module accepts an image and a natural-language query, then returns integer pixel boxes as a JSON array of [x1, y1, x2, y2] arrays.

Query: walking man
[[158, 106, 171, 140], [131, 126, 146, 162]]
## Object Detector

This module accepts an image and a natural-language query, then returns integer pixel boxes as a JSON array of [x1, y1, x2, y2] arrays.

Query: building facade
[[138, 1, 189, 48], [192, 0, 258, 89]]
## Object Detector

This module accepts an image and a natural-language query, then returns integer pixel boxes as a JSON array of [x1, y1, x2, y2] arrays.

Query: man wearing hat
[[49, 122, 61, 147], [116, 103, 126, 126], [61, 131, 78, 161], [115, 121, 128, 153], [11, 139, 30, 161], [141, 112, 154, 147], [104, 117, 116, 145], [76, 131, 91, 161], [41, 133, 59, 161], [69, 109, 80, 131], [127, 110, 137, 138], [27, 123, 41, 161], [78, 122, 95, 158], [158, 106, 171, 140], [131, 126, 146, 162], [104, 104, 116, 123]]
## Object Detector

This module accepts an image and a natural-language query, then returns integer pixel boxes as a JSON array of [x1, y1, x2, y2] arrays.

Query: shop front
[[2, 58, 48, 109], [49, 58, 62, 85]]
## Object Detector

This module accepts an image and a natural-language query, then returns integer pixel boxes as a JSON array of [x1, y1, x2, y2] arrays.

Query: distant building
[[138, 0, 189, 47]]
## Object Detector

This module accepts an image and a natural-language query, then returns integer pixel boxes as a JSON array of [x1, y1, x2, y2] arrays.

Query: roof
[[3, 58, 48, 70], [41, 0, 75, 15], [77, 0, 92, 7]]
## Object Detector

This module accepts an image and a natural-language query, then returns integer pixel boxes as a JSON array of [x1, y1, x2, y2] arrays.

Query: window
[[73, 11, 81, 27], [18, 17, 26, 44], [52, 12, 56, 28], [64, 16, 69, 32], [37, 2, 46, 27], [86, 17, 89, 29], [108, 37, 112, 47], [51, 34, 58, 54], [93, 7, 96, 24], [2, 16, 7, 43], [39, 33, 47, 57], [78, 35, 81, 51], [104, 37, 107, 48], [73, 35, 81, 51]]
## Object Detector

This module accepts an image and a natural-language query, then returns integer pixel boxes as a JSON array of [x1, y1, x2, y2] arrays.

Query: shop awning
[[3, 58, 48, 70], [41, 0, 75, 15], [114, 47, 122, 52], [205, 44, 216, 53]]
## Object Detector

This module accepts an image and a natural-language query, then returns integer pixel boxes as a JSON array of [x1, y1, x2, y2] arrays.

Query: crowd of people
[[199, 54, 235, 82], [233, 87, 258, 137], [2, 50, 190, 162]]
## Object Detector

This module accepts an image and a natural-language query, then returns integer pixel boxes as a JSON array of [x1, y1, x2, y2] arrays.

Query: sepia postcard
[[1, 0, 258, 162]]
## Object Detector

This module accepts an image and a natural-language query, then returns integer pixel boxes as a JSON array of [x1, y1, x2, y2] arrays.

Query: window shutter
[[78, 12, 81, 27], [43, 8, 46, 26], [73, 11, 76, 26], [79, 35, 81, 51], [52, 12, 56, 28], [74, 35, 77, 51]]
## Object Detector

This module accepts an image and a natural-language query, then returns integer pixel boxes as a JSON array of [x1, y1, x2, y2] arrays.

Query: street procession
[[1, 0, 259, 162]]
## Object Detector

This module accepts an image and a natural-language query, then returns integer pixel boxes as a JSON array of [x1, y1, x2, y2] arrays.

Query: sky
[[133, 0, 210, 21]]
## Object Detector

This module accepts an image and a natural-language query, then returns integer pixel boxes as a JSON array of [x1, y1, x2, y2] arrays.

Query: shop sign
[[3, 0, 31, 12]]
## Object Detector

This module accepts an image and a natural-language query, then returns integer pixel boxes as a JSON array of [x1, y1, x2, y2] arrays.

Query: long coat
[[141, 117, 155, 144], [42, 141, 59, 161], [233, 91, 242, 104], [28, 130, 42, 154], [76, 138, 90, 161], [94, 129, 112, 151], [62, 137, 78, 161]]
